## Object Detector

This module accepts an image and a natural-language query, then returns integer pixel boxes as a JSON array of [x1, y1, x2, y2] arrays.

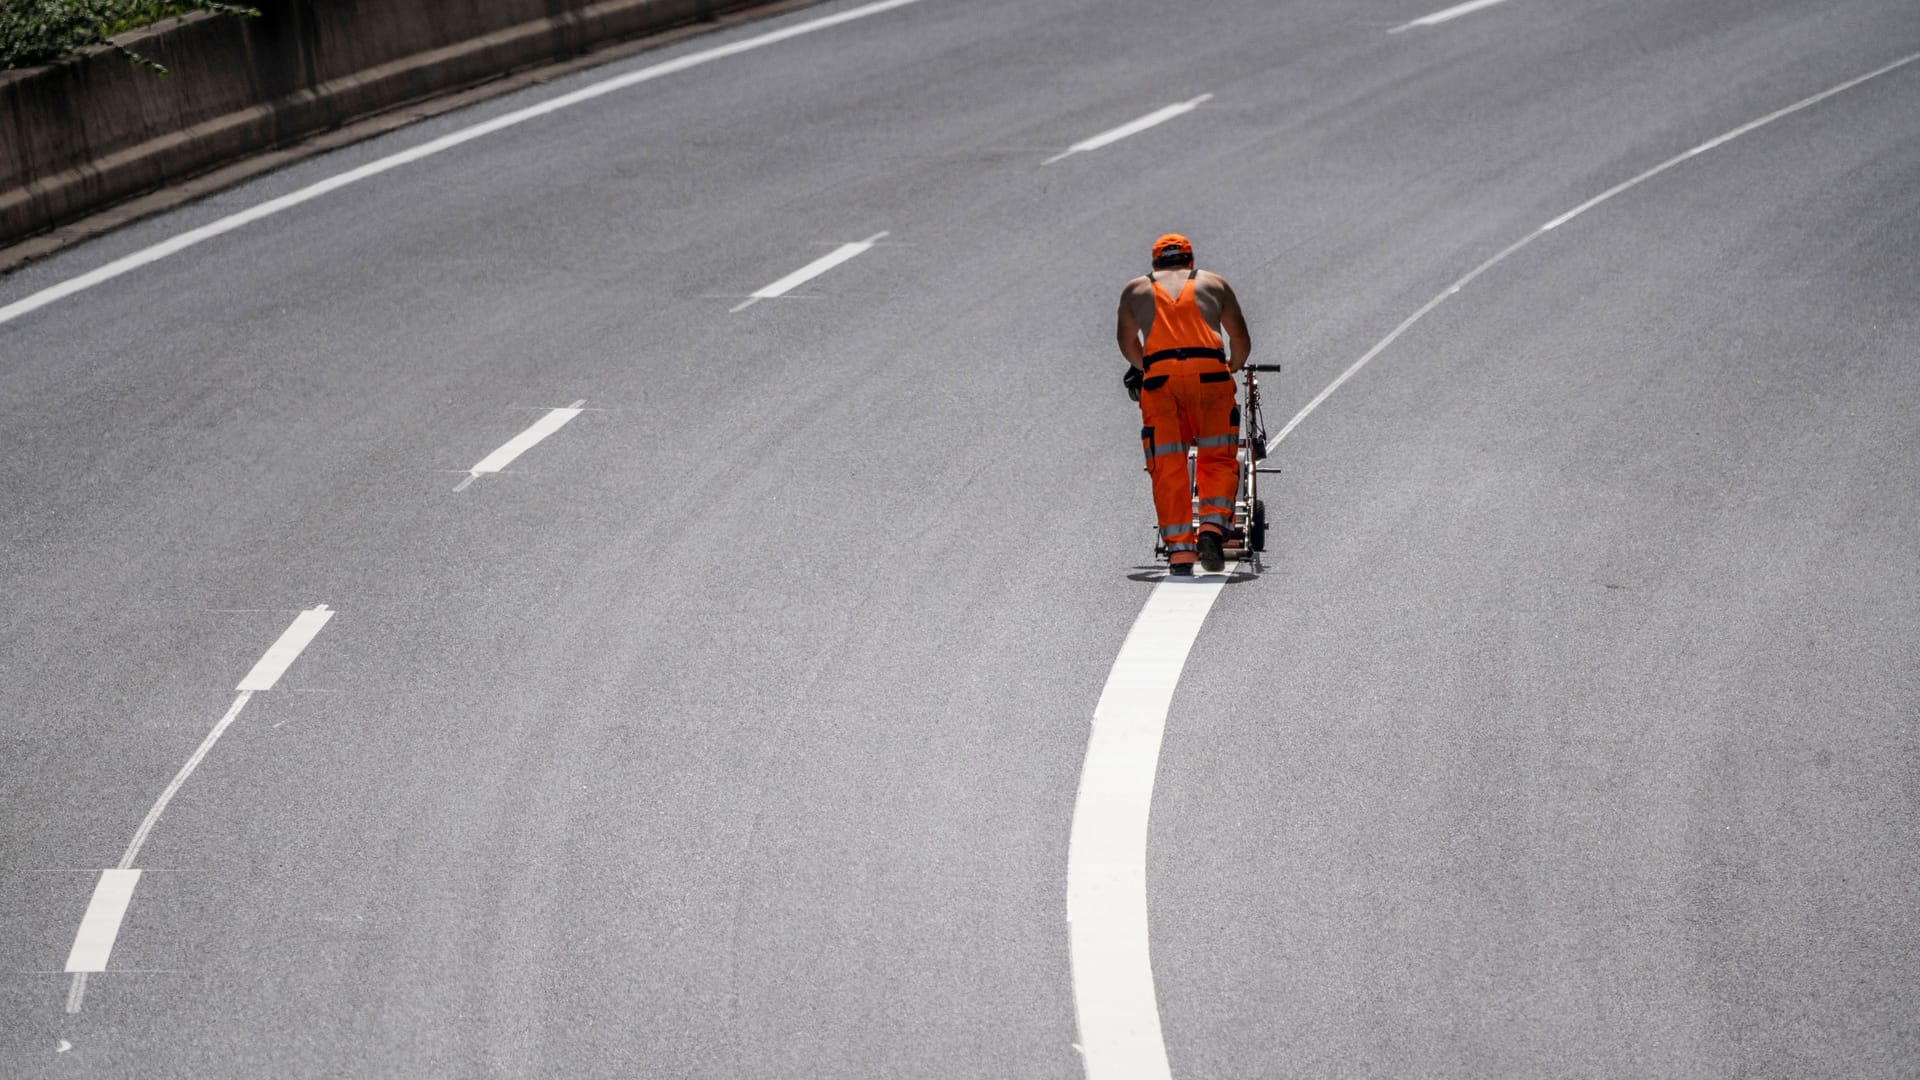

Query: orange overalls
[[1137, 269, 1238, 566]]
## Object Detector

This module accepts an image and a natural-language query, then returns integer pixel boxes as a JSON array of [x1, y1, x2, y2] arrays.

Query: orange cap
[[1151, 233, 1193, 262]]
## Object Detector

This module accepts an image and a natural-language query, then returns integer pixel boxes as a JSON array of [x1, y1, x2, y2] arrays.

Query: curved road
[[2, 0, 1917, 1076]]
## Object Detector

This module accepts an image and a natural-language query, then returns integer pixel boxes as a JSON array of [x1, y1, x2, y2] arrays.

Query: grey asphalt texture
[[2, 0, 1918, 1076]]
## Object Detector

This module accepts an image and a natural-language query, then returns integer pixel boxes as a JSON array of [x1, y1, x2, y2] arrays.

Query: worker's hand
[[1123, 366, 1143, 401]]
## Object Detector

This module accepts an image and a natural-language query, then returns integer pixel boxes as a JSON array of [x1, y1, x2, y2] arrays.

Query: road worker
[[1117, 233, 1253, 576]]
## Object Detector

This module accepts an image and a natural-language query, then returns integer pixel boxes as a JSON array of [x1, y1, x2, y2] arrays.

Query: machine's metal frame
[[1151, 363, 1283, 573]]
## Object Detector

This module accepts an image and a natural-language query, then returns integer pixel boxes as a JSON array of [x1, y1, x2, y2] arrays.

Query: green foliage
[[1, 0, 259, 73]]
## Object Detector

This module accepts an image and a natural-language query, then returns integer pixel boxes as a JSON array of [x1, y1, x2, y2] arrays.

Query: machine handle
[[1243, 363, 1284, 372]]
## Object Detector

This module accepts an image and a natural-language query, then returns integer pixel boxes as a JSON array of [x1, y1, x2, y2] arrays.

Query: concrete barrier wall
[[0, 0, 755, 247]]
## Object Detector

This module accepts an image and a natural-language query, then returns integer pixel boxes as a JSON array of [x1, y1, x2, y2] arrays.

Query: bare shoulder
[[1197, 269, 1235, 293], [1120, 274, 1153, 297]]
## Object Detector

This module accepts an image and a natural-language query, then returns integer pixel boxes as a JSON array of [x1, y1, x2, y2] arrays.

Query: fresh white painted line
[[1388, 0, 1511, 34], [1266, 47, 1920, 453], [1044, 95, 1213, 165], [236, 604, 334, 692], [730, 232, 889, 312], [63, 870, 142, 973], [66, 605, 332, 1012], [0, 0, 928, 329], [1068, 565, 1233, 1080], [464, 400, 586, 485]]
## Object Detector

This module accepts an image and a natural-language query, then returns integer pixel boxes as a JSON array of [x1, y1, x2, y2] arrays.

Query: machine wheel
[[1250, 499, 1267, 552]]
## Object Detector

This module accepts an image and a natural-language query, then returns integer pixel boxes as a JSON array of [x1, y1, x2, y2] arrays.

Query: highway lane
[[1158, 11, 1920, 1080], [2, 0, 1917, 1074]]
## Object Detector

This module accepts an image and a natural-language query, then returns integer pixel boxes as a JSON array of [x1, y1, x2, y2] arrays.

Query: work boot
[[1166, 561, 1195, 578], [1196, 530, 1225, 573]]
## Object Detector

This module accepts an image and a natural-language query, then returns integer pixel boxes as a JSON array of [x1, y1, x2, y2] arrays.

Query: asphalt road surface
[[3, 0, 1917, 1076]]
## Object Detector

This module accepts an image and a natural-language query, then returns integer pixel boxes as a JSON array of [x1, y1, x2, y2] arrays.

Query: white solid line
[[1267, 47, 1920, 453], [1068, 565, 1234, 1080], [468, 401, 586, 476], [732, 231, 889, 311], [1044, 95, 1213, 165], [1389, 0, 1511, 33], [0, 0, 928, 329], [236, 604, 334, 692], [64, 870, 142, 973]]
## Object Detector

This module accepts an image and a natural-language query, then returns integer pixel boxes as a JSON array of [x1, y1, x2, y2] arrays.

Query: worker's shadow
[[1125, 565, 1260, 584]]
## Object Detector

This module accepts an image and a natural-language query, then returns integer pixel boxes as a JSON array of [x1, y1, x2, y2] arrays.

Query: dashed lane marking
[[731, 232, 889, 312], [1389, 0, 1512, 34], [235, 605, 336, 692], [1044, 95, 1213, 166], [457, 401, 586, 491], [62, 870, 140, 974]]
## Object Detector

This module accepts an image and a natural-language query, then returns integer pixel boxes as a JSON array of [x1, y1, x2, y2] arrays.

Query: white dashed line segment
[[0, 0, 928, 329], [1068, 567, 1234, 1080], [459, 401, 586, 489], [731, 232, 889, 312], [1389, 0, 1512, 34], [1044, 95, 1213, 165], [63, 870, 142, 974], [236, 604, 335, 691]]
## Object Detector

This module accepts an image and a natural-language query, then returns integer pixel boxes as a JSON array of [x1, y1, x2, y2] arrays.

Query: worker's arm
[[1116, 284, 1147, 370], [1217, 277, 1252, 372]]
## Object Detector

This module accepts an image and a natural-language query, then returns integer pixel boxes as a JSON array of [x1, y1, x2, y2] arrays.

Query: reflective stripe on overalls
[[1137, 268, 1237, 564]]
